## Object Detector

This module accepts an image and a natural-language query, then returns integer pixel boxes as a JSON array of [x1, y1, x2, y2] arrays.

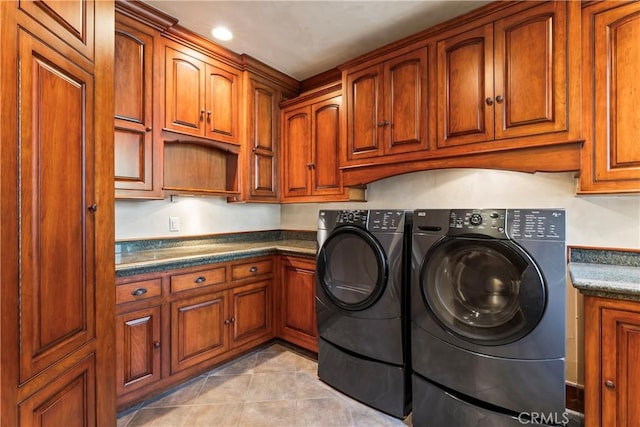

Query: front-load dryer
[[316, 209, 411, 418], [411, 209, 566, 427]]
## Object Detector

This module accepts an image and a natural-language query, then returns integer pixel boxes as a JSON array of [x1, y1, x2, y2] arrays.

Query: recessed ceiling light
[[212, 26, 233, 41]]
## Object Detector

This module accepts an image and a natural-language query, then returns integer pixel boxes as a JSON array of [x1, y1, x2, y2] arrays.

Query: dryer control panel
[[368, 210, 405, 232], [336, 210, 368, 227], [447, 209, 507, 238]]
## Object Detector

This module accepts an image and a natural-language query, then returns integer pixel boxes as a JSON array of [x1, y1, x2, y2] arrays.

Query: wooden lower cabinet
[[171, 291, 229, 374], [584, 296, 640, 427], [116, 305, 162, 395], [231, 280, 273, 348], [278, 256, 318, 352], [115, 256, 276, 410]]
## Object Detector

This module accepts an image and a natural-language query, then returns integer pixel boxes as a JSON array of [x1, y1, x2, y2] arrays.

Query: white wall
[[115, 196, 280, 240], [281, 169, 640, 249]]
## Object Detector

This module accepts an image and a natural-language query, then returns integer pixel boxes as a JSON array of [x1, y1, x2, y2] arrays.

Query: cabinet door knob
[[377, 120, 389, 127], [207, 110, 212, 116], [153, 341, 161, 348], [194, 276, 206, 284], [230, 317, 236, 323], [200, 108, 205, 120], [88, 204, 98, 212], [495, 95, 504, 104], [131, 288, 148, 296], [485, 97, 494, 106], [605, 380, 615, 388], [145, 126, 152, 132], [224, 318, 231, 325]]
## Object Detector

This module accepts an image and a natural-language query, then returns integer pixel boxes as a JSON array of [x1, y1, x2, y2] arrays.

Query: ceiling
[[142, 0, 492, 81]]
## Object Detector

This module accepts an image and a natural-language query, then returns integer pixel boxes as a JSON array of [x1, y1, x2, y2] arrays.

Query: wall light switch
[[169, 216, 180, 232]]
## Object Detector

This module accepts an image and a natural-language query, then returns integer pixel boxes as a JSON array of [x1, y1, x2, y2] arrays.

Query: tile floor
[[117, 343, 411, 427], [117, 342, 584, 427]]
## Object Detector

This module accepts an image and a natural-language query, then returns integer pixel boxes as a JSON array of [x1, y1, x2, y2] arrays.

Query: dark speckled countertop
[[569, 248, 640, 301], [116, 230, 317, 277]]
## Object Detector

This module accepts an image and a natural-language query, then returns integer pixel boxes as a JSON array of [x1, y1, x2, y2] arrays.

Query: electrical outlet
[[169, 216, 180, 232]]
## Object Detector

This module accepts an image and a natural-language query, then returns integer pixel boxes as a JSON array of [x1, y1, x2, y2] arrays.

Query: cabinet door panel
[[206, 65, 239, 144], [437, 24, 493, 148], [280, 257, 317, 352], [171, 292, 228, 373], [114, 127, 149, 188], [165, 47, 204, 136], [18, 31, 95, 382], [594, 4, 640, 183], [494, 1, 567, 139], [18, 0, 95, 59], [248, 81, 278, 198], [231, 281, 272, 347], [282, 107, 311, 197], [601, 307, 640, 427], [116, 306, 161, 395], [386, 49, 428, 154], [312, 97, 342, 195], [346, 65, 384, 159], [18, 354, 96, 427]]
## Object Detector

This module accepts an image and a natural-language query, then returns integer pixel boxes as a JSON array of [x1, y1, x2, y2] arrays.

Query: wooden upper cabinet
[[437, 23, 494, 147], [114, 16, 161, 198], [312, 98, 343, 195], [164, 43, 240, 145], [281, 90, 359, 202], [438, 1, 575, 149], [246, 79, 279, 199], [282, 106, 311, 198], [579, 1, 640, 193], [344, 47, 428, 162]]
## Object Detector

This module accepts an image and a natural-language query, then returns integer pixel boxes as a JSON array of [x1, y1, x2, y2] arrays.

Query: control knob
[[469, 213, 483, 226]]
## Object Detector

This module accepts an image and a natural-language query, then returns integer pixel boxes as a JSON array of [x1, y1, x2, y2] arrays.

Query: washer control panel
[[508, 209, 565, 240], [448, 209, 506, 238]]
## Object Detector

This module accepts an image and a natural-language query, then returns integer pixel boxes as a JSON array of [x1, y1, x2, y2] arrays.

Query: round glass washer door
[[420, 238, 546, 345], [317, 226, 388, 311]]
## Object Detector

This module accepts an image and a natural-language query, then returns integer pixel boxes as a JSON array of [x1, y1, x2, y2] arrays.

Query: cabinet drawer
[[231, 259, 273, 281], [116, 279, 162, 304], [170, 266, 227, 293]]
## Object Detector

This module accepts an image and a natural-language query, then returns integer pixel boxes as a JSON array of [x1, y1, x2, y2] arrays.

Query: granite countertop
[[569, 248, 640, 301], [116, 231, 317, 277]]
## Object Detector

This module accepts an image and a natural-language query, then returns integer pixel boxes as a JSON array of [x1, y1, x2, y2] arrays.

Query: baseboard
[[566, 382, 584, 413]]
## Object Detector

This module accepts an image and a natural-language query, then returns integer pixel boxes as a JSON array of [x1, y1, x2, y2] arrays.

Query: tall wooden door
[[1, 0, 116, 425]]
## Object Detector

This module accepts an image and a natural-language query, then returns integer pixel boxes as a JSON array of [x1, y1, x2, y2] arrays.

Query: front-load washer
[[316, 209, 411, 418], [411, 209, 566, 427]]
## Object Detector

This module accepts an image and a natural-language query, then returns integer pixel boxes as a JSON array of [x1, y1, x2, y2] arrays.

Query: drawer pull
[[249, 266, 258, 273], [131, 288, 148, 296], [194, 276, 206, 284], [605, 380, 615, 388], [153, 341, 161, 349]]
